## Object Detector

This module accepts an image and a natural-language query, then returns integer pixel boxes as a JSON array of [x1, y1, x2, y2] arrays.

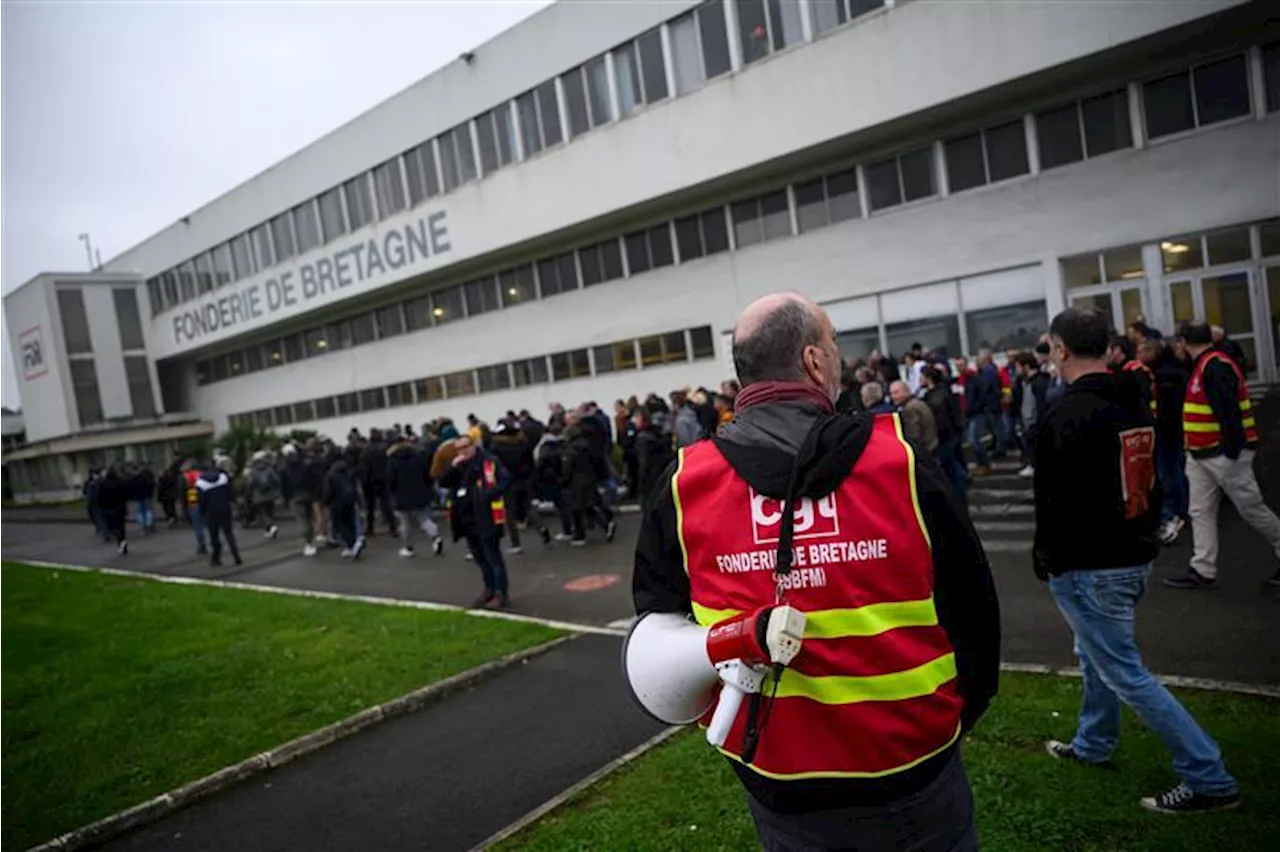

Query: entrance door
[[1166, 269, 1259, 376], [1068, 282, 1149, 333]]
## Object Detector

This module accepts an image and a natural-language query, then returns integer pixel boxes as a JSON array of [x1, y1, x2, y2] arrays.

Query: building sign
[[19, 326, 47, 381], [170, 211, 451, 347]]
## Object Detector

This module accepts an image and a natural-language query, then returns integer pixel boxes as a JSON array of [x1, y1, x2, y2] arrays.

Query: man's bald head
[[732, 292, 828, 386]]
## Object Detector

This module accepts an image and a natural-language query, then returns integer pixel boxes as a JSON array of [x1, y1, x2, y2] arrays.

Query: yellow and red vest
[[1183, 350, 1256, 452], [673, 413, 962, 780], [183, 469, 201, 507], [449, 456, 507, 526], [1122, 360, 1157, 415]]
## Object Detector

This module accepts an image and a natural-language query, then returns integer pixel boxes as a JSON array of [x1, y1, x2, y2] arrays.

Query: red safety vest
[[1122, 360, 1157, 415], [673, 413, 962, 779], [483, 458, 507, 526], [1183, 350, 1256, 452], [183, 469, 200, 507]]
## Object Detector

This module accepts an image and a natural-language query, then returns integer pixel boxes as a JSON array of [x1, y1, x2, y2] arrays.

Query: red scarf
[[734, 381, 835, 414]]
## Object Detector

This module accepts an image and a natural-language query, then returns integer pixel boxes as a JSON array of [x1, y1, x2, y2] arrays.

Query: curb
[[26, 635, 576, 852], [999, 661, 1280, 699]]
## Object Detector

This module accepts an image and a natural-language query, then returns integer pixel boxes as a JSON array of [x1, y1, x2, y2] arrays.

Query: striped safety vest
[[1183, 349, 1256, 452], [1122, 360, 1158, 415], [673, 413, 962, 779], [183, 469, 201, 507]]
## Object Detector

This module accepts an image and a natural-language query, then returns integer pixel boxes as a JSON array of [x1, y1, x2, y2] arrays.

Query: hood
[[196, 470, 229, 490], [713, 401, 875, 500], [387, 441, 415, 459], [1068, 370, 1145, 408]]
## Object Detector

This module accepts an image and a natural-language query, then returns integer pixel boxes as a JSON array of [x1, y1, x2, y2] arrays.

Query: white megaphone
[[623, 606, 805, 748]]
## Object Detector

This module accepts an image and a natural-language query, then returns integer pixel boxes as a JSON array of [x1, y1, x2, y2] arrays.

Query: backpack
[[252, 465, 277, 493]]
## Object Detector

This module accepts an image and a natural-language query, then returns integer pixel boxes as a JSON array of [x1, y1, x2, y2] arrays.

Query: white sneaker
[[606, 520, 618, 542], [1018, 465, 1035, 478], [118, 540, 128, 555], [554, 533, 573, 542], [340, 547, 355, 558], [464, 551, 474, 561], [303, 543, 317, 557], [399, 546, 415, 558], [314, 535, 327, 546], [507, 546, 523, 555], [570, 539, 586, 548], [433, 537, 445, 556], [266, 525, 279, 539], [1160, 517, 1185, 545]]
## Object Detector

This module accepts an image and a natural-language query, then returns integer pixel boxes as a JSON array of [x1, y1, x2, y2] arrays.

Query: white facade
[[10, 0, 1280, 445]]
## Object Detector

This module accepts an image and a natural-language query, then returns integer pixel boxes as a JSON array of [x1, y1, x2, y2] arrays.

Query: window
[[1265, 42, 1280, 113], [477, 363, 512, 392], [70, 360, 103, 425], [432, 286, 464, 324], [537, 252, 579, 297], [464, 276, 500, 315], [690, 325, 715, 359], [945, 119, 1028, 192], [563, 66, 590, 137], [671, 1, 731, 94], [965, 301, 1048, 353], [580, 239, 623, 286], [662, 330, 689, 363], [211, 243, 234, 287], [262, 339, 283, 369], [551, 349, 590, 381], [293, 201, 322, 254], [274, 406, 294, 426], [732, 190, 791, 247], [293, 401, 315, 423], [147, 278, 162, 315], [445, 370, 476, 398], [670, 12, 704, 95], [697, 0, 731, 80], [405, 296, 433, 331], [245, 345, 264, 373], [315, 396, 337, 420], [886, 315, 962, 361], [404, 141, 441, 206], [338, 392, 359, 416], [177, 262, 196, 301], [475, 106, 515, 175], [304, 326, 330, 357], [1102, 245, 1144, 281], [585, 57, 612, 129], [227, 350, 245, 377], [513, 356, 550, 386], [639, 335, 662, 366], [1205, 227, 1251, 266], [58, 289, 93, 354], [737, 0, 802, 65], [675, 215, 702, 261], [113, 288, 145, 350], [373, 157, 406, 218], [124, 355, 155, 418], [344, 175, 375, 230], [283, 332, 304, 363], [475, 110, 500, 175], [161, 270, 179, 308], [350, 312, 376, 345], [196, 360, 210, 385], [814, 0, 884, 33], [614, 42, 643, 117], [616, 28, 668, 116], [515, 80, 561, 157], [866, 146, 935, 211], [648, 223, 674, 269], [517, 90, 544, 157], [593, 344, 616, 373], [1161, 235, 1203, 273], [1144, 55, 1250, 139], [415, 377, 445, 402], [1039, 89, 1133, 172], [1035, 103, 1082, 170], [328, 320, 353, 351], [318, 187, 346, 242], [210, 355, 228, 382], [500, 265, 537, 305], [625, 230, 651, 275], [795, 169, 857, 233], [360, 388, 386, 412], [386, 381, 413, 407], [439, 130, 461, 192], [194, 253, 215, 293], [455, 124, 478, 185], [376, 303, 405, 338], [1260, 218, 1280, 257]]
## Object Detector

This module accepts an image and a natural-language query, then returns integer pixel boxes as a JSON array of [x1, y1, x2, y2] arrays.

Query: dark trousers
[[102, 510, 126, 544], [333, 503, 358, 548], [466, 532, 509, 596], [935, 436, 968, 503], [747, 751, 977, 852], [507, 479, 545, 547], [572, 505, 614, 541], [207, 514, 240, 561], [1157, 440, 1190, 523], [364, 484, 396, 534], [161, 499, 177, 522]]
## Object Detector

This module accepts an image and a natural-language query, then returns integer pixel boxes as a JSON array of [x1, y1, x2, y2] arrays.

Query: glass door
[[1068, 282, 1149, 333], [1264, 264, 1279, 380], [1166, 268, 1260, 377]]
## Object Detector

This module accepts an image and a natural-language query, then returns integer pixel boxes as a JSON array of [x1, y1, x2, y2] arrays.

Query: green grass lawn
[[499, 674, 1278, 852], [1, 561, 563, 851]]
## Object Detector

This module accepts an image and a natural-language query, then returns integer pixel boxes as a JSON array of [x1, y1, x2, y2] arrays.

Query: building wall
[[108, 0, 1244, 361], [4, 278, 71, 443], [80, 285, 133, 420]]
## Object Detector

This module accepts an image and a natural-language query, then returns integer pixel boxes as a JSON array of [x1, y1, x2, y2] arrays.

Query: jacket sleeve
[[915, 449, 1001, 732], [632, 458, 692, 616], [485, 456, 512, 500], [1203, 360, 1245, 459]]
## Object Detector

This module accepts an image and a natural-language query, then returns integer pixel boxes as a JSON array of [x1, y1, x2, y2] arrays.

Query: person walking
[[387, 432, 445, 558], [490, 419, 551, 553], [1034, 307, 1239, 814], [196, 460, 241, 567], [1014, 353, 1050, 478], [182, 460, 208, 555], [282, 443, 321, 556], [324, 458, 363, 558], [247, 451, 281, 539], [534, 424, 574, 541], [633, 408, 673, 509], [1145, 338, 1191, 545], [157, 463, 181, 529], [966, 352, 1005, 476], [890, 380, 938, 452], [84, 470, 108, 541], [1165, 321, 1280, 589], [360, 428, 397, 538], [439, 435, 512, 608], [130, 463, 157, 535], [922, 365, 968, 502], [631, 291, 1000, 851], [562, 410, 617, 546], [97, 466, 131, 555]]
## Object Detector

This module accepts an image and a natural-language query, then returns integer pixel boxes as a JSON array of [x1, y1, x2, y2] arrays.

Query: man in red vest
[[632, 292, 1000, 851], [1166, 321, 1280, 590]]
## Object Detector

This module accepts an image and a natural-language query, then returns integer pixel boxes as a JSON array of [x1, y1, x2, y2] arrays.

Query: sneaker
[[606, 520, 618, 542], [1163, 569, 1217, 590], [1140, 782, 1240, 814], [570, 538, 587, 548], [1018, 465, 1035, 478], [432, 537, 445, 556], [1159, 517, 1185, 546], [266, 525, 279, 539], [554, 533, 573, 542], [354, 539, 366, 559], [507, 545, 523, 555], [972, 466, 992, 478], [303, 543, 317, 557], [233, 554, 243, 566], [340, 548, 355, 558], [464, 551, 474, 561], [399, 546, 415, 558], [490, 593, 511, 609], [314, 535, 327, 546], [118, 541, 128, 556], [1044, 740, 1114, 768], [540, 528, 552, 546], [470, 591, 495, 609]]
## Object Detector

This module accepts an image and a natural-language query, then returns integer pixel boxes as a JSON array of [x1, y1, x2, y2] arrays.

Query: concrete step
[[969, 503, 1034, 517], [973, 521, 1035, 536], [979, 539, 1033, 553], [968, 488, 1034, 503]]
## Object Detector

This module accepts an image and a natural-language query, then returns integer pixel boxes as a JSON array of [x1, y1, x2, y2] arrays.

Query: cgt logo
[[19, 326, 47, 380], [750, 488, 839, 545]]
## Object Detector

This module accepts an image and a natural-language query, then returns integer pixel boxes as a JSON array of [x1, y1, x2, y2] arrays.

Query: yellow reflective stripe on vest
[[1184, 422, 1222, 433], [692, 598, 940, 638], [1242, 417, 1256, 429], [773, 651, 957, 705], [1183, 402, 1214, 415]]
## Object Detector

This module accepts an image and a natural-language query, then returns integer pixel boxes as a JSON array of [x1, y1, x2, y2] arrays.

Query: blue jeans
[[189, 504, 207, 552], [966, 412, 1004, 468], [1049, 566, 1236, 796], [1157, 442, 1189, 524], [466, 533, 509, 596], [135, 499, 154, 531]]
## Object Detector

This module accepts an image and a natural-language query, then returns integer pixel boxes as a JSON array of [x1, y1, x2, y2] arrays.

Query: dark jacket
[[633, 399, 1000, 813], [1019, 371, 1051, 429], [490, 430, 534, 482], [924, 382, 964, 444], [97, 472, 131, 515], [323, 460, 358, 509], [562, 426, 606, 512], [1214, 337, 1248, 374], [360, 440, 389, 487], [1150, 350, 1188, 452], [965, 364, 1002, 417], [283, 452, 324, 502], [195, 469, 235, 521], [635, 426, 673, 508], [1032, 371, 1160, 578], [386, 442, 432, 511], [439, 450, 510, 540], [1192, 351, 1253, 461], [127, 467, 156, 502]]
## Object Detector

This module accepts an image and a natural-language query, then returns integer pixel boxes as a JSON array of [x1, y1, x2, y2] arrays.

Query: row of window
[[194, 44, 1279, 388], [225, 326, 716, 430], [146, 0, 895, 317], [55, 286, 157, 427]]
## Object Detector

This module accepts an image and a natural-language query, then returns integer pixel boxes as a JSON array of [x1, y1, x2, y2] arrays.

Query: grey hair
[[732, 299, 824, 385], [860, 381, 884, 406]]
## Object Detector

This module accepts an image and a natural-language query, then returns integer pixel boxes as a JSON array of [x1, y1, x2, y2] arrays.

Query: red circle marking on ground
[[563, 574, 622, 592]]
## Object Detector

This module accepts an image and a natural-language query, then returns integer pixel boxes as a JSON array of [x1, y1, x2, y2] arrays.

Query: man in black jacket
[[922, 365, 967, 502], [360, 428, 396, 538], [490, 419, 551, 553], [440, 436, 512, 608], [965, 352, 1005, 476], [1035, 307, 1238, 815], [196, 461, 241, 567], [632, 292, 999, 851], [1142, 339, 1190, 545], [1014, 353, 1050, 478], [387, 434, 445, 558]]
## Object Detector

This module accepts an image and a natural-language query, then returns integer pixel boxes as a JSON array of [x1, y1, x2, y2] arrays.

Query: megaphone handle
[[707, 683, 745, 747]]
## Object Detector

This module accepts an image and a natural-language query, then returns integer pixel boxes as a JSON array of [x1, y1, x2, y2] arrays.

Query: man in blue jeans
[[1033, 307, 1238, 814], [964, 351, 1005, 476]]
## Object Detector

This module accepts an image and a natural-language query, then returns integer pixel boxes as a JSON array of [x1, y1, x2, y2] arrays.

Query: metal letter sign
[[19, 326, 47, 381]]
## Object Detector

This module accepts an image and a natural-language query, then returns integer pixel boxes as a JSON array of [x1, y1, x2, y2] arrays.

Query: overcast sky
[[0, 0, 552, 411]]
